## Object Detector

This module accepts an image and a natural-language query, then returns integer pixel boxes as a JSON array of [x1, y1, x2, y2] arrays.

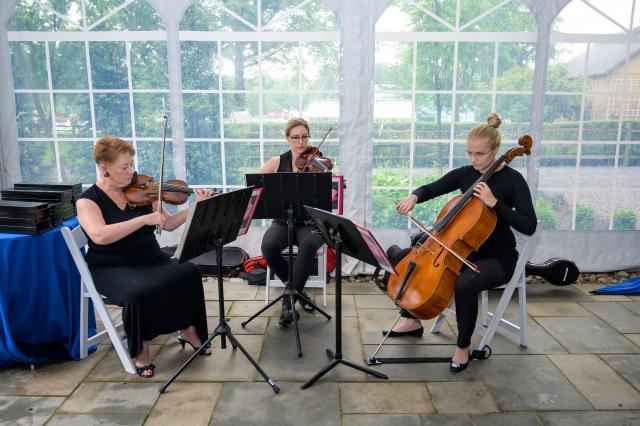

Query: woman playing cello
[[260, 118, 330, 325], [384, 113, 537, 372]]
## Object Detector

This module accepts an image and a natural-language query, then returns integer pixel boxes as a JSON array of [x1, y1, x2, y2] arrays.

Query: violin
[[295, 127, 334, 173], [124, 172, 216, 206], [386, 135, 533, 320], [295, 146, 333, 172]]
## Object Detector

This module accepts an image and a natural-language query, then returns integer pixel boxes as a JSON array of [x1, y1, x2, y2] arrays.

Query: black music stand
[[159, 188, 279, 394], [241, 173, 332, 357], [300, 206, 389, 389]]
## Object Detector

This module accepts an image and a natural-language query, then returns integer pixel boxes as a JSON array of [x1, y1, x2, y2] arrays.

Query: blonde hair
[[285, 118, 310, 138], [93, 136, 135, 164], [468, 113, 503, 149]]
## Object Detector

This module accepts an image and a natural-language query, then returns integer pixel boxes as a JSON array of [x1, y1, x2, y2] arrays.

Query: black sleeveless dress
[[78, 185, 208, 358]]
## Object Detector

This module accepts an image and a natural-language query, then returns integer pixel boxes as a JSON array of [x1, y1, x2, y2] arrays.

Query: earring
[[103, 172, 110, 177]]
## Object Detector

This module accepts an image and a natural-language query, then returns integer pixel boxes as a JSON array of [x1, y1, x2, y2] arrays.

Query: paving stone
[[203, 278, 258, 301], [88, 344, 163, 382], [549, 354, 640, 409], [151, 334, 264, 382], [573, 284, 632, 302], [0, 396, 64, 426], [211, 382, 339, 425], [601, 355, 640, 392], [354, 294, 398, 309], [204, 301, 231, 317], [527, 301, 592, 316], [538, 411, 640, 426], [0, 346, 108, 396], [362, 344, 477, 382], [469, 319, 566, 355], [580, 302, 640, 333], [58, 382, 159, 414], [621, 301, 640, 315], [340, 382, 433, 414], [536, 317, 640, 354], [358, 308, 457, 346], [329, 280, 381, 295], [314, 294, 357, 317], [470, 412, 542, 426], [46, 413, 146, 425], [342, 413, 474, 426], [624, 333, 640, 346], [427, 382, 498, 414], [477, 355, 592, 411], [260, 317, 366, 381], [526, 284, 592, 302], [145, 382, 222, 426], [211, 316, 268, 335], [227, 300, 281, 317]]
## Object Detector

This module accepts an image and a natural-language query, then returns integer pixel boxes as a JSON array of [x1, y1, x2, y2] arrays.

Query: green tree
[[575, 204, 596, 230]]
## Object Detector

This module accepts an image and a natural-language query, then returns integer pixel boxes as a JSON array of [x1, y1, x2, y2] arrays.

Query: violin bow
[[156, 115, 168, 235]]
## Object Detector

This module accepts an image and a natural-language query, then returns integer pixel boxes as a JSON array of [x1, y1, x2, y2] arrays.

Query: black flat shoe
[[279, 298, 299, 326], [450, 351, 470, 373], [298, 291, 315, 313], [382, 326, 424, 337]]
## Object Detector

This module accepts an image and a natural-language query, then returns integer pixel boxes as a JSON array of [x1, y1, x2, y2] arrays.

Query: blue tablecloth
[[0, 218, 96, 370]]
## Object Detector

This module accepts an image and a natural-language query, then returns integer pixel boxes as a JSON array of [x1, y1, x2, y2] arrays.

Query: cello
[[386, 135, 533, 320]]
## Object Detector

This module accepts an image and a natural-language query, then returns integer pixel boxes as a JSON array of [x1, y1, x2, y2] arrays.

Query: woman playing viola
[[383, 113, 537, 372], [260, 118, 327, 325], [76, 136, 213, 378]]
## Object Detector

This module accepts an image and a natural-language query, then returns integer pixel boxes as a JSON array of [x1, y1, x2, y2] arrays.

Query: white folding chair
[[430, 228, 538, 350], [61, 226, 136, 374], [265, 244, 328, 306]]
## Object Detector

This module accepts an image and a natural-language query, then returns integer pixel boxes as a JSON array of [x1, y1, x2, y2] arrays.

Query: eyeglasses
[[289, 135, 310, 142], [467, 150, 492, 160]]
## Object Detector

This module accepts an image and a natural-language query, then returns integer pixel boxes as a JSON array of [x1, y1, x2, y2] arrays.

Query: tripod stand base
[[301, 349, 388, 390], [160, 321, 279, 395]]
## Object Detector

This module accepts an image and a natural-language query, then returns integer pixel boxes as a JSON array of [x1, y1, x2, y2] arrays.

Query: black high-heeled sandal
[[177, 335, 212, 356], [135, 363, 156, 378]]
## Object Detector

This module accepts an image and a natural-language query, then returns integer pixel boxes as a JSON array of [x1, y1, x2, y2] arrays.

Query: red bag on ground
[[243, 256, 267, 273]]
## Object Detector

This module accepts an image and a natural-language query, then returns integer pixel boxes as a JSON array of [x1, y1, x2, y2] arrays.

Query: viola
[[124, 172, 216, 206], [386, 135, 533, 320]]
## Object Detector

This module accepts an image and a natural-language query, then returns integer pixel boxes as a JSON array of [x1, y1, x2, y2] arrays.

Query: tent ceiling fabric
[[0, 0, 638, 272]]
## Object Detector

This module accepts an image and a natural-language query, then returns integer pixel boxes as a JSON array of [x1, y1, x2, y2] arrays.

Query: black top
[[277, 150, 293, 172], [412, 165, 537, 272], [78, 185, 165, 267]]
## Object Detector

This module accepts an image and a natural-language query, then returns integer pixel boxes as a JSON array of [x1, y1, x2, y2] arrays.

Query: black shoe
[[279, 297, 299, 327], [449, 351, 470, 373], [298, 291, 315, 313], [381, 326, 424, 338]]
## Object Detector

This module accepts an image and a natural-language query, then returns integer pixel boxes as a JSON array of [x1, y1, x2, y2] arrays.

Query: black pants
[[261, 221, 324, 292], [391, 248, 512, 349]]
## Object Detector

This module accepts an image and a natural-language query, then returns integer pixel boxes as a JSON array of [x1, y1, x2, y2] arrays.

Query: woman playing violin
[[76, 136, 213, 378], [260, 118, 327, 325], [383, 113, 537, 372]]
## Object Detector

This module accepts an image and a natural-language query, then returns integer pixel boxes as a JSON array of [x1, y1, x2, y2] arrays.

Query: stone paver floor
[[2, 278, 640, 425]]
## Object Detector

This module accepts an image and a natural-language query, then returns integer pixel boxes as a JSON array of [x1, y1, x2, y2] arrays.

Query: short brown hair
[[93, 136, 135, 164], [468, 113, 503, 150], [285, 118, 310, 138]]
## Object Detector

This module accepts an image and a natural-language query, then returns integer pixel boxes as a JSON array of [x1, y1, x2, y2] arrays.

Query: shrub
[[535, 197, 557, 230], [613, 209, 637, 230], [575, 204, 596, 230]]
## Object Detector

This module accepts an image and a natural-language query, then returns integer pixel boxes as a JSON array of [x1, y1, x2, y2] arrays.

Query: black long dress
[[78, 185, 208, 358]]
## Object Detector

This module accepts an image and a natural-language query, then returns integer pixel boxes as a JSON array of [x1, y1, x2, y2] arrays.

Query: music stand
[[242, 173, 332, 357], [300, 206, 390, 389], [159, 187, 279, 394]]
